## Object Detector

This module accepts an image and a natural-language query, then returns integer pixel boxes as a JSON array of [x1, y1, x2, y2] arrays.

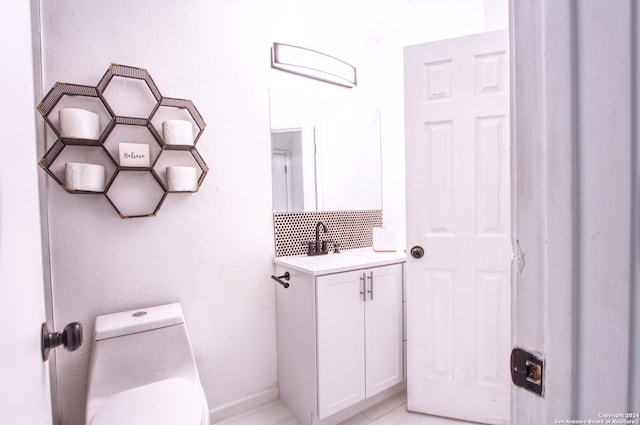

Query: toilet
[[85, 303, 210, 425]]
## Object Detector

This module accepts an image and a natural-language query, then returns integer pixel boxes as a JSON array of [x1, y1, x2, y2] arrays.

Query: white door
[[404, 30, 511, 424], [0, 2, 53, 425]]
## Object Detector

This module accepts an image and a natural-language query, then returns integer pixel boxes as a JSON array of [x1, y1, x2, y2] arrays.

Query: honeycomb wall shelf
[[37, 64, 208, 218]]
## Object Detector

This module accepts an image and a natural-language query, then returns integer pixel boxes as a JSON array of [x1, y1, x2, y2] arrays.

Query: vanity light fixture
[[270, 42, 357, 88]]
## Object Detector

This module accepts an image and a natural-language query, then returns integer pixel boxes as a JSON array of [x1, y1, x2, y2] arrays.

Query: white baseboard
[[209, 385, 279, 423]]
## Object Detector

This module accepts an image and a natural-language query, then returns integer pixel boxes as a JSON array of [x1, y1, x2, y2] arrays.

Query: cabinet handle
[[360, 272, 367, 302], [367, 271, 374, 300]]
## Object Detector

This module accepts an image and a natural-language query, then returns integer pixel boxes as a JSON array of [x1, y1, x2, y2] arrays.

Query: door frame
[[1, 1, 53, 424], [509, 0, 578, 424], [510, 0, 640, 421], [509, 0, 576, 422], [271, 148, 293, 212]]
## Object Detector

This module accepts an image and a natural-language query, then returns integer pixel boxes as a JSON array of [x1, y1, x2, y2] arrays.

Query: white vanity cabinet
[[316, 264, 404, 418], [274, 250, 405, 425]]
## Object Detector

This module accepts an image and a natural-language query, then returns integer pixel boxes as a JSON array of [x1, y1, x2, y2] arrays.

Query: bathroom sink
[[273, 248, 406, 276]]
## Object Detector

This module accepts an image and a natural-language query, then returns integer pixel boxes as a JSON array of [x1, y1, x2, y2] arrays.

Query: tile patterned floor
[[214, 392, 476, 425]]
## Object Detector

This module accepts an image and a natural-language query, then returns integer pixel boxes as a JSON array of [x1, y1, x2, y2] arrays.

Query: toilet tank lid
[[94, 303, 185, 340]]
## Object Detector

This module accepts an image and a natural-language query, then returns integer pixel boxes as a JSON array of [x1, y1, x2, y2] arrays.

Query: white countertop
[[273, 247, 406, 276]]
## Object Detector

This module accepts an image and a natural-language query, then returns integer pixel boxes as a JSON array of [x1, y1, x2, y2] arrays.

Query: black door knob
[[41, 322, 83, 361], [410, 245, 425, 259]]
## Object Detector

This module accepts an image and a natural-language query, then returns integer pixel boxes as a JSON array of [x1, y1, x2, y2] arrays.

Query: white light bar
[[271, 42, 357, 88]]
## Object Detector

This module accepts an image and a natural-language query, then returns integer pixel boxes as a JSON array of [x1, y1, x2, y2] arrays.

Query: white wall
[[37, 1, 383, 424], [576, 1, 633, 414], [36, 0, 508, 423], [39, 1, 273, 423], [378, 0, 508, 249]]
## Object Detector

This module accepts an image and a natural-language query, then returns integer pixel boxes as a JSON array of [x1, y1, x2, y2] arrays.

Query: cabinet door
[[316, 270, 366, 419], [365, 264, 404, 397]]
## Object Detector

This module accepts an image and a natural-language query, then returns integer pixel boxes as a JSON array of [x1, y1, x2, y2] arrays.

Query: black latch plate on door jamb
[[510, 347, 544, 396]]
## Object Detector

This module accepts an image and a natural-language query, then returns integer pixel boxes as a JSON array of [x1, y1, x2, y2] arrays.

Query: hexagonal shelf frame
[[103, 116, 164, 169], [97, 64, 162, 119], [153, 147, 209, 193], [37, 82, 116, 142], [37, 64, 209, 219], [105, 169, 168, 218], [39, 140, 118, 193], [150, 97, 207, 146]]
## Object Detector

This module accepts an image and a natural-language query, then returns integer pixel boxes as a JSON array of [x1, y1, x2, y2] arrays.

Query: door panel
[[316, 271, 366, 419], [364, 264, 404, 397], [405, 30, 511, 424], [476, 115, 509, 235], [424, 121, 454, 234]]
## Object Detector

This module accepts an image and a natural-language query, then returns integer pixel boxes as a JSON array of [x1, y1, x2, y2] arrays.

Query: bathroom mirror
[[269, 90, 382, 212]]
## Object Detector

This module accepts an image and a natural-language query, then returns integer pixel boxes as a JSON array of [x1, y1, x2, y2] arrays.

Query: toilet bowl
[[85, 303, 210, 425]]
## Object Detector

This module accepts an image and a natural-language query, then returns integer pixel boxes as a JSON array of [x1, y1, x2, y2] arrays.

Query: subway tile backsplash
[[273, 210, 383, 257]]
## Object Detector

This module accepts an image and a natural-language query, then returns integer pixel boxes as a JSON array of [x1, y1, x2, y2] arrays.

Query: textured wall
[[37, 1, 384, 423], [39, 1, 276, 423]]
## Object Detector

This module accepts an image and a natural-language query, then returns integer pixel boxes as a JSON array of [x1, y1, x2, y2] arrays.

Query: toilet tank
[[87, 303, 201, 401]]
